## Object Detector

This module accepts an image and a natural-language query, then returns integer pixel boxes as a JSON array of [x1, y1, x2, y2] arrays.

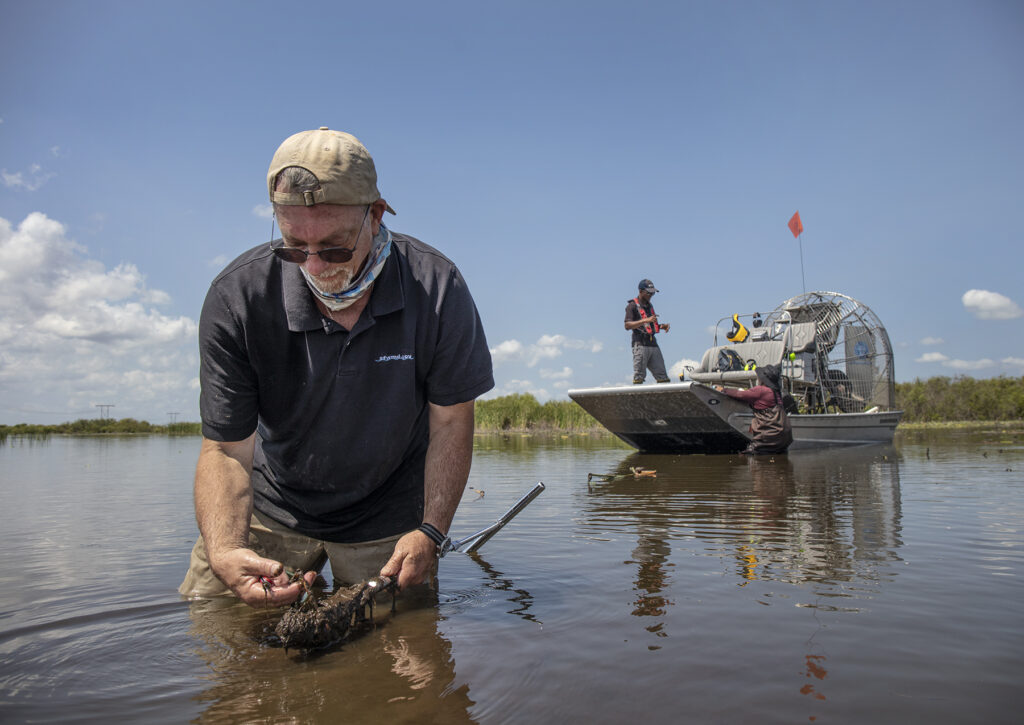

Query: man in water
[[714, 365, 793, 454], [624, 279, 671, 384], [179, 128, 494, 607]]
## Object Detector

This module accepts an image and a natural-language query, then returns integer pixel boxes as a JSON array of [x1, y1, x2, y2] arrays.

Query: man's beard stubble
[[308, 265, 355, 295]]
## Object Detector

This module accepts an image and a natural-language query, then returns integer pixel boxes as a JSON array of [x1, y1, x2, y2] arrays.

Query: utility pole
[[167, 412, 179, 424], [95, 404, 115, 419]]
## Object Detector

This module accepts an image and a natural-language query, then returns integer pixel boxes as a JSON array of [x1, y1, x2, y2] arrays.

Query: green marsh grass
[[3, 376, 1020, 441]]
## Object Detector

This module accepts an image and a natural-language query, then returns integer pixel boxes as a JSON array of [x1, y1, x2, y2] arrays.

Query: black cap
[[638, 279, 658, 293]]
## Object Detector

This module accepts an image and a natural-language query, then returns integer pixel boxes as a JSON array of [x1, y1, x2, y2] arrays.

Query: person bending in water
[[179, 128, 493, 607], [714, 364, 793, 454]]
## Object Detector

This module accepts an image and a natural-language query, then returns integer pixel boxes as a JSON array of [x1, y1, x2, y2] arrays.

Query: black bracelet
[[417, 522, 446, 547]]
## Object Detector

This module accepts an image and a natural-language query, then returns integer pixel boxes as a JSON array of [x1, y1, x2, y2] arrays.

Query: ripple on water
[[0, 599, 199, 722], [3, 434, 1024, 724]]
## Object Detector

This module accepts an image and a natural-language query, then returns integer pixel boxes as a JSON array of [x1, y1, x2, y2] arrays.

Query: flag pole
[[788, 211, 805, 294], [798, 232, 806, 294]]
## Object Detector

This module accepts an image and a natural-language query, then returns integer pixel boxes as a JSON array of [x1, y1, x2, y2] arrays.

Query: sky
[[0, 0, 1022, 425]]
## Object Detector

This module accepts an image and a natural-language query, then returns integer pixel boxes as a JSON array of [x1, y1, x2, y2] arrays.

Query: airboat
[[569, 291, 902, 453]]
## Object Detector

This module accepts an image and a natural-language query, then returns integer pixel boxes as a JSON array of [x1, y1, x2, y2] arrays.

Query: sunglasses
[[271, 205, 370, 265]]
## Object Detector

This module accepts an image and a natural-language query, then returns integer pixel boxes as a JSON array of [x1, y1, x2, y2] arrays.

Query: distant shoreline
[[3, 419, 1021, 441], [4, 376, 1022, 439], [896, 420, 1024, 431]]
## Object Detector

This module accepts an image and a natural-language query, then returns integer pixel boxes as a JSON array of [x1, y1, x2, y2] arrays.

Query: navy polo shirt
[[198, 231, 494, 542]]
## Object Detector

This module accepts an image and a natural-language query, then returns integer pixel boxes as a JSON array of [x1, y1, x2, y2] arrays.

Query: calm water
[[0, 430, 1022, 723]]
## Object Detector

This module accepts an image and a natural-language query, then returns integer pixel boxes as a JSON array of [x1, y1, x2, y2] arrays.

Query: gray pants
[[632, 343, 670, 383], [178, 511, 418, 599]]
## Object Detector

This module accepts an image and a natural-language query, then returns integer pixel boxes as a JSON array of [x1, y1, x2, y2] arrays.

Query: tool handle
[[445, 481, 545, 555]]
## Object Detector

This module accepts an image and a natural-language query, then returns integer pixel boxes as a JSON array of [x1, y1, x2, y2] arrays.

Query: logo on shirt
[[375, 354, 415, 363]]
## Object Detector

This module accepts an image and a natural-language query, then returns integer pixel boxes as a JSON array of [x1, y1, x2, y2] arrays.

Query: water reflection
[[185, 593, 477, 723], [627, 523, 673, 645], [468, 555, 539, 624], [581, 445, 904, 613], [5, 432, 1019, 723], [800, 653, 828, 702], [574, 446, 904, 717], [473, 432, 630, 457]]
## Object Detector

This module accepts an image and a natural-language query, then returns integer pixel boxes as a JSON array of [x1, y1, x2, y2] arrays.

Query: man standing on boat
[[625, 279, 671, 384]]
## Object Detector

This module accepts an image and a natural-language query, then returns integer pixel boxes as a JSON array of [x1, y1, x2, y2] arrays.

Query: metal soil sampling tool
[[274, 482, 545, 653], [440, 481, 545, 557]]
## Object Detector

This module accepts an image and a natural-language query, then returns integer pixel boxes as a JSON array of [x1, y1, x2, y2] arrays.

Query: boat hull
[[568, 382, 901, 454]]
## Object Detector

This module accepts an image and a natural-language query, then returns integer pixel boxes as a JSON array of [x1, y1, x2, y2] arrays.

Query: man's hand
[[625, 315, 657, 331], [209, 546, 317, 607], [379, 529, 437, 590], [660, 321, 670, 332]]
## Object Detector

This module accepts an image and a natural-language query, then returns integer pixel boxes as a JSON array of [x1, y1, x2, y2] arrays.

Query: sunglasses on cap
[[270, 205, 369, 265]]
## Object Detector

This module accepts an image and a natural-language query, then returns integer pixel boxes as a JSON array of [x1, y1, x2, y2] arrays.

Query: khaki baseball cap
[[267, 127, 396, 213]]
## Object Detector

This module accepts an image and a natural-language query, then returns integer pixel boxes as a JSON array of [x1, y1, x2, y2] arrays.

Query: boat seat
[[688, 340, 785, 383], [785, 322, 817, 354]]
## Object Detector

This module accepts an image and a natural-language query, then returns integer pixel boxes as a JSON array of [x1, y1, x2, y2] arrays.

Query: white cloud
[[208, 254, 229, 269], [559, 336, 603, 353], [490, 339, 524, 364], [920, 337, 944, 345], [962, 289, 1023, 320], [916, 351, 1007, 372], [253, 204, 274, 220], [483, 379, 551, 401], [1002, 357, 1024, 368], [916, 352, 1000, 371], [1, 164, 55, 191], [670, 357, 702, 380], [539, 366, 573, 380], [944, 358, 995, 371], [0, 213, 199, 423], [529, 335, 565, 366], [143, 289, 172, 305], [490, 334, 603, 367]]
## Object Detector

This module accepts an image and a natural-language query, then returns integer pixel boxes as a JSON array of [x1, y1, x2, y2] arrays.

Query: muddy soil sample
[[274, 576, 397, 652]]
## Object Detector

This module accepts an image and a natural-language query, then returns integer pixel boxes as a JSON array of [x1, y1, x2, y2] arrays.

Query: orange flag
[[788, 211, 803, 238]]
